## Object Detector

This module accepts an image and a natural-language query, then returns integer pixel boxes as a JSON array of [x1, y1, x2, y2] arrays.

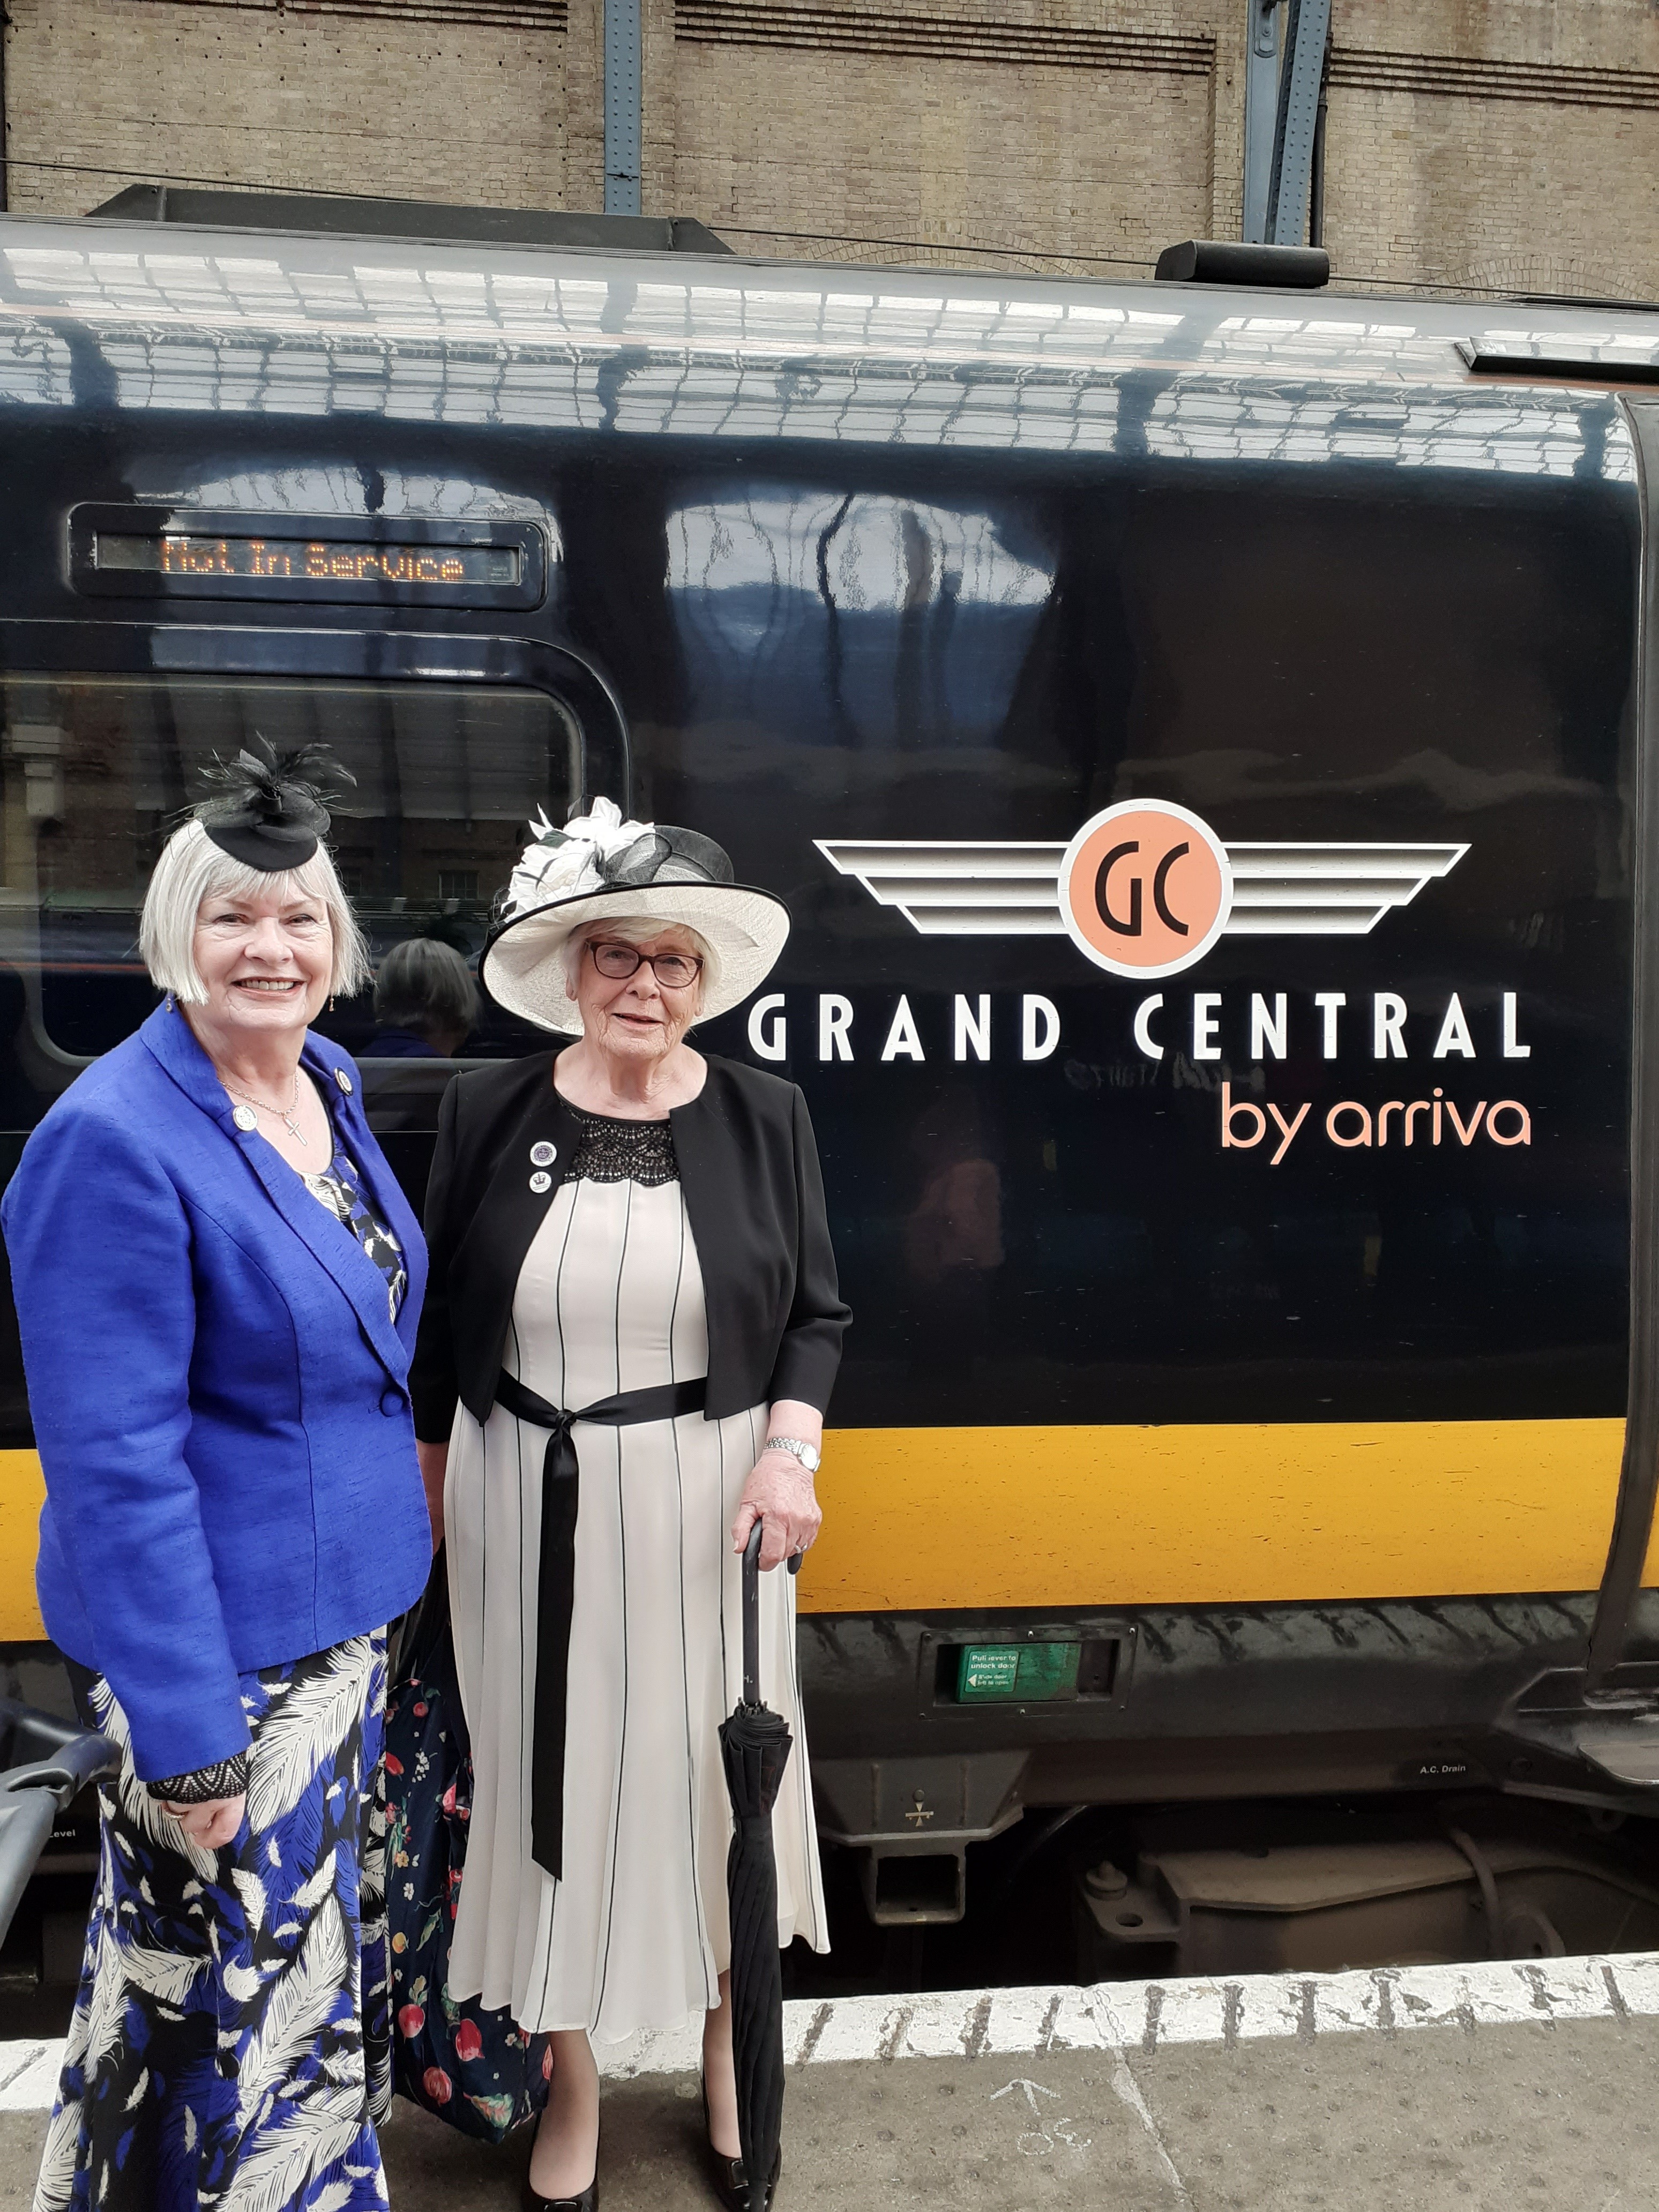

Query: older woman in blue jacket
[[2, 743, 430, 2212]]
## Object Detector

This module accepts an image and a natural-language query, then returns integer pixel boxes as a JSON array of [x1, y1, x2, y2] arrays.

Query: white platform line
[[594, 1951, 1659, 2079], [5, 1953, 1658, 2108], [0, 2041, 65, 2111]]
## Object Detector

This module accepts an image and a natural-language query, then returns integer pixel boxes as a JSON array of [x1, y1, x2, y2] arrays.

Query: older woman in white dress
[[410, 803, 848, 2212]]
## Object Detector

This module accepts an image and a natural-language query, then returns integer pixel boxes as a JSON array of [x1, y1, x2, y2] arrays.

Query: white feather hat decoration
[[481, 798, 791, 1034]]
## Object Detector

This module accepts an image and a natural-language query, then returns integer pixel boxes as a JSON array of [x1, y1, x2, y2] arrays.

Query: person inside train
[[367, 932, 479, 1057], [1, 739, 430, 2212], [408, 797, 849, 2212]]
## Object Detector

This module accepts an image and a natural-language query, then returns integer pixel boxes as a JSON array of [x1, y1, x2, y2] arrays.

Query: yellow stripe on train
[[0, 1448, 44, 1640], [0, 1421, 1647, 1641], [802, 1418, 1638, 1612]]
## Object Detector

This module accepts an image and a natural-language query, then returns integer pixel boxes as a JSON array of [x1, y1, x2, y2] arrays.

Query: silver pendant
[[529, 1170, 552, 1193], [530, 1141, 557, 1167], [231, 1105, 258, 1133]]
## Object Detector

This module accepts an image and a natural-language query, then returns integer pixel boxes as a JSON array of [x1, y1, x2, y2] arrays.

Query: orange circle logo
[[1058, 801, 1232, 978]]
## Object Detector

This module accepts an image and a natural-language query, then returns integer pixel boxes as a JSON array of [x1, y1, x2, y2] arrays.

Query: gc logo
[[1058, 799, 1233, 978]]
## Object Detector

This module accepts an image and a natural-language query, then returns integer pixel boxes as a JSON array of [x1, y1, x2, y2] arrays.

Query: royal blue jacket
[[1, 1003, 431, 1783]]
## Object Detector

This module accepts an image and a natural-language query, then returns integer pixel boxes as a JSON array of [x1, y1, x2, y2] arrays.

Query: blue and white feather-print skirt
[[36, 1633, 392, 2212]]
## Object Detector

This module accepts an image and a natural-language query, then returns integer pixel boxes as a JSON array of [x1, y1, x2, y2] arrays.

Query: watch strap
[[765, 1433, 820, 1473]]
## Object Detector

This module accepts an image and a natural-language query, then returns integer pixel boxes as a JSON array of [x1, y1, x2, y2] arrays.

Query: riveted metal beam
[[1242, 0, 1281, 245], [1267, 0, 1333, 248], [603, 0, 642, 217]]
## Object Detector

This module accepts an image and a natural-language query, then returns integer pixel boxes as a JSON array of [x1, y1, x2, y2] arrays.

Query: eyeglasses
[[588, 940, 704, 990]]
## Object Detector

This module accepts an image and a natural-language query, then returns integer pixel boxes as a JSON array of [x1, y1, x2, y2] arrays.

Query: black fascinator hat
[[193, 737, 355, 872]]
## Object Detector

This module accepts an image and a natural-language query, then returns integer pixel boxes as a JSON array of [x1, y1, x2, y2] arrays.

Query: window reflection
[[0, 674, 576, 1069], [668, 491, 1054, 747]]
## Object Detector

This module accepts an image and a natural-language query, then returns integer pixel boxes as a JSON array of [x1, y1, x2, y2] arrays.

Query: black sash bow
[[495, 1367, 707, 1879]]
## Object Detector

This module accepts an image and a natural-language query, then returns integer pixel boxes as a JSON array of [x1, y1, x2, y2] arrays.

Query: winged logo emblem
[[817, 814, 1468, 981], [816, 839, 1469, 936]]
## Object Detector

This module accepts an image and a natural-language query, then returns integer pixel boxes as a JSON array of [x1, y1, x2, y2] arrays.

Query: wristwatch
[[765, 1434, 821, 1475]]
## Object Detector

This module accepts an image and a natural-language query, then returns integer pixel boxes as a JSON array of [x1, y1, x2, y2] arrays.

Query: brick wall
[[672, 3, 1218, 275], [6, 0, 568, 216], [1326, 0, 1659, 296], [9, 0, 1659, 297]]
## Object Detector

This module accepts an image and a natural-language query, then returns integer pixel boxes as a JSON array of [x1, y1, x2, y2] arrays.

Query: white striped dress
[[443, 1110, 828, 2043]]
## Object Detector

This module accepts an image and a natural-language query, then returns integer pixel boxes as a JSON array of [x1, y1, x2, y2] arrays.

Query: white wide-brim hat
[[480, 798, 790, 1034]]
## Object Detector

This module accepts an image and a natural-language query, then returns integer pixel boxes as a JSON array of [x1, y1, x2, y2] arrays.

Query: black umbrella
[[718, 1522, 798, 2212]]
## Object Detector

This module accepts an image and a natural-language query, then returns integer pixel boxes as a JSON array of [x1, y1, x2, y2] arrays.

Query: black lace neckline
[[567, 1103, 679, 1188]]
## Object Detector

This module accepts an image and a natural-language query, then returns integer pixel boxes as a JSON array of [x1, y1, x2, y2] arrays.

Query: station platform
[[6, 1954, 1659, 2210]]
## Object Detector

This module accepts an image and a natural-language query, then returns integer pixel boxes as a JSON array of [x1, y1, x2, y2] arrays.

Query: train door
[[1582, 396, 1659, 1700], [0, 622, 626, 1645]]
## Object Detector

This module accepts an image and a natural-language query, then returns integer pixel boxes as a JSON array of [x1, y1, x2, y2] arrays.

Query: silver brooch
[[232, 1105, 258, 1133], [529, 1170, 552, 1194], [334, 1068, 353, 1094], [530, 1141, 557, 1167]]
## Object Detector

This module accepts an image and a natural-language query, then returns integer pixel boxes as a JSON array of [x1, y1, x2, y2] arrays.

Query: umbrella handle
[[742, 1520, 763, 1705], [741, 1521, 804, 1706]]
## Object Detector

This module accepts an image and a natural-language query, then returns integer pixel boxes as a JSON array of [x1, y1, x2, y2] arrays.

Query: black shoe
[[701, 2084, 781, 2212], [704, 2141, 781, 2212], [522, 2170, 598, 2212]]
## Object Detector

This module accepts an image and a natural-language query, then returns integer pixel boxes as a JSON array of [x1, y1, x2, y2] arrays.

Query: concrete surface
[[376, 2020, 1659, 2211], [8, 1967, 1659, 2211]]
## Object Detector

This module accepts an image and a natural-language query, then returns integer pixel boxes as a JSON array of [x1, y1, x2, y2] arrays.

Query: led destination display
[[95, 533, 521, 588]]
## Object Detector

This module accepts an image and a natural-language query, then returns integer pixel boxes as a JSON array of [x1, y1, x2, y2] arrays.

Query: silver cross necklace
[[222, 1066, 310, 1146]]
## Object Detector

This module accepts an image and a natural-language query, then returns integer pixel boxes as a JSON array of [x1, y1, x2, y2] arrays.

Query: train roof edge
[[3, 205, 1659, 393]]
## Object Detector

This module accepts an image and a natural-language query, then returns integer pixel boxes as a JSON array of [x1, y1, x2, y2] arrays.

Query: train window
[[0, 672, 579, 1065]]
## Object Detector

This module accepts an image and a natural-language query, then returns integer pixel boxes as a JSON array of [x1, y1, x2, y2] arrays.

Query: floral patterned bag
[[383, 1554, 553, 2142]]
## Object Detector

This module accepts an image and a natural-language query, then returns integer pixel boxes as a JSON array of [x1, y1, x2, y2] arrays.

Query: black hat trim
[[203, 821, 323, 873]]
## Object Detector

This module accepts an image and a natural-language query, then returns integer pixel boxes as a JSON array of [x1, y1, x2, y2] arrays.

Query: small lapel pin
[[529, 1169, 552, 1194], [530, 1141, 557, 1167], [334, 1068, 354, 1094], [232, 1105, 258, 1133]]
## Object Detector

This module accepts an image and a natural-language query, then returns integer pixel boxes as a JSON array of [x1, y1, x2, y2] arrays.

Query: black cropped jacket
[[410, 1049, 850, 1440]]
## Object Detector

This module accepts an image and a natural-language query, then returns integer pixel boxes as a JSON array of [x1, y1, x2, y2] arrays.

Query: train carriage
[[5, 194, 1659, 1968]]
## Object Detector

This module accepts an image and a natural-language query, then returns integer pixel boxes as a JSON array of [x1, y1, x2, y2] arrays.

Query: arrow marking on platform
[[993, 2078, 1059, 2115]]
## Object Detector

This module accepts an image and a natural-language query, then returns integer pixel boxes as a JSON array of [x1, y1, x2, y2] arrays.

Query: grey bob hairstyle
[[373, 936, 480, 1037], [140, 817, 370, 1005]]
